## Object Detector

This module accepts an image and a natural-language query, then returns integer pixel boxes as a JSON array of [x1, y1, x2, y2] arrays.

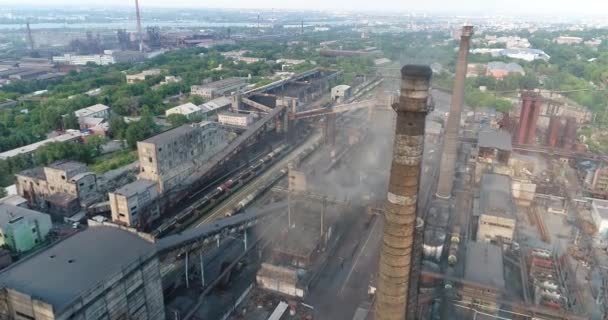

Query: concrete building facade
[[109, 179, 159, 228], [137, 122, 226, 193], [15, 161, 98, 219], [476, 174, 517, 245], [190, 78, 247, 99], [0, 204, 52, 253], [217, 112, 254, 127], [0, 226, 164, 320]]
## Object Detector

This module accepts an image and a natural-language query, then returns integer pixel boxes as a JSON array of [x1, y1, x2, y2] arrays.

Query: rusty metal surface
[[375, 65, 431, 320]]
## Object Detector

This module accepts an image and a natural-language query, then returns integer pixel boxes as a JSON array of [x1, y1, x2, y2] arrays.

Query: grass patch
[[90, 149, 138, 174]]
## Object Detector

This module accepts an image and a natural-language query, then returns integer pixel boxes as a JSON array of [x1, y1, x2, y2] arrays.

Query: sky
[[1, 0, 607, 17]]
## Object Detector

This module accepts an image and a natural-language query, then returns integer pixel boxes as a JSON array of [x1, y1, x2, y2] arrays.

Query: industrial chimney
[[436, 25, 474, 200], [375, 65, 432, 320]]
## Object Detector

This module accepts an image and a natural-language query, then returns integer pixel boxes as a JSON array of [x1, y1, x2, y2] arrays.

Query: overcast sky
[[2, 0, 607, 17]]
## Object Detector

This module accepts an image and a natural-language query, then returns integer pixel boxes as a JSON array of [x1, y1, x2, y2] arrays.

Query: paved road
[[305, 212, 382, 320]]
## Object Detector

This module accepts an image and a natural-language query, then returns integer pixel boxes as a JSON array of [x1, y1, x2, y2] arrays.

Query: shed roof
[[480, 173, 515, 219], [464, 241, 505, 289], [0, 226, 155, 312], [478, 129, 512, 151]]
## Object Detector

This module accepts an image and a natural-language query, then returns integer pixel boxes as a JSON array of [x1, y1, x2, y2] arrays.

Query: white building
[[165, 103, 202, 119], [52, 52, 115, 66], [218, 112, 254, 127], [591, 199, 608, 238]]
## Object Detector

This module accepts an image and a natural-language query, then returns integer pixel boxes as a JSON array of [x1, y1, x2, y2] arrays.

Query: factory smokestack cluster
[[436, 25, 474, 200], [375, 65, 432, 320], [515, 91, 543, 145]]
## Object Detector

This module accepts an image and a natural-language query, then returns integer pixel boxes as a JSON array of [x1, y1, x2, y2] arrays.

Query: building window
[[61, 175, 66, 180], [32, 228, 36, 233], [119, 214, 126, 217], [79, 182, 84, 187], [149, 157, 153, 163], [89, 185, 94, 190]]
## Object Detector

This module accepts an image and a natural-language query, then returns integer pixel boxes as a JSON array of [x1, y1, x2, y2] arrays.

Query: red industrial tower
[[515, 91, 542, 145]]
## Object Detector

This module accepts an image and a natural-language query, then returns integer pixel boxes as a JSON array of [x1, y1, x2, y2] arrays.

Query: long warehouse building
[[0, 226, 164, 320]]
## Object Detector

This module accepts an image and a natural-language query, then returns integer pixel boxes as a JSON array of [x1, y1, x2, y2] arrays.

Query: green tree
[[167, 114, 189, 127], [190, 95, 204, 105], [63, 112, 80, 130]]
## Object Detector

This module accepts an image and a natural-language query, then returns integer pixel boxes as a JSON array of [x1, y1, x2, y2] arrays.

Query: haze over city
[[1, 0, 607, 16], [0, 1, 607, 320]]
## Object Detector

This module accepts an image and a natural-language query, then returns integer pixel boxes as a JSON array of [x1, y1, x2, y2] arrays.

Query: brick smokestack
[[375, 65, 432, 320], [436, 25, 474, 200]]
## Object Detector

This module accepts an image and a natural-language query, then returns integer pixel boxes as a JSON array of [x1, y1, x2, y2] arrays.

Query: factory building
[[165, 102, 203, 119], [138, 122, 226, 193], [476, 174, 516, 245], [0, 204, 52, 253], [474, 129, 512, 185], [330, 85, 352, 103], [15, 161, 98, 219], [0, 225, 164, 320], [591, 167, 608, 194], [461, 241, 505, 311], [190, 78, 247, 99], [218, 112, 254, 127], [109, 179, 159, 228]]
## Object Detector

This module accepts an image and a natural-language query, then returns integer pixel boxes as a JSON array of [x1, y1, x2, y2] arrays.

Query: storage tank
[[423, 228, 446, 262], [450, 225, 461, 244], [448, 242, 459, 266], [426, 206, 449, 229]]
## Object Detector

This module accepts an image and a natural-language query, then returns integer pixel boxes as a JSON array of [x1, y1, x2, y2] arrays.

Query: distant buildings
[[554, 36, 583, 45], [486, 61, 525, 79], [591, 167, 608, 194], [165, 102, 203, 119], [0, 131, 83, 161], [476, 173, 517, 246], [15, 161, 98, 220], [126, 69, 162, 84], [482, 35, 531, 48], [221, 51, 265, 64], [109, 179, 159, 228], [0, 204, 52, 253], [218, 112, 254, 127], [52, 50, 145, 66], [470, 48, 550, 62], [137, 122, 226, 193], [0, 225, 165, 320], [191, 78, 248, 99]]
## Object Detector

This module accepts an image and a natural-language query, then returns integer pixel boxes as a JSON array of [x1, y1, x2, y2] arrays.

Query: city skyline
[[1, 0, 607, 17]]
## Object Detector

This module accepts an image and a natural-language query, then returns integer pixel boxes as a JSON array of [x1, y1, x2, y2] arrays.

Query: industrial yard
[[1, 4, 608, 320]]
